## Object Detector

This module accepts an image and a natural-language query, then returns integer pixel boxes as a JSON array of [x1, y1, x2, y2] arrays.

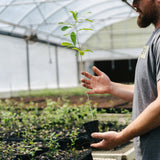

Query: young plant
[[58, 10, 94, 56], [46, 132, 60, 157], [69, 128, 80, 159], [59, 11, 97, 122]]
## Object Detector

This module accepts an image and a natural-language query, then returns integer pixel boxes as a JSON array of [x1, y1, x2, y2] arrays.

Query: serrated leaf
[[79, 28, 93, 31], [70, 32, 76, 46], [85, 19, 93, 23], [62, 42, 73, 46], [61, 26, 71, 31], [70, 11, 78, 21]]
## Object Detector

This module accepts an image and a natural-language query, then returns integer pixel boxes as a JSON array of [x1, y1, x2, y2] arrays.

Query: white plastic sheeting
[[81, 48, 143, 61], [0, 35, 78, 92], [0, 0, 137, 46], [0, 0, 143, 93]]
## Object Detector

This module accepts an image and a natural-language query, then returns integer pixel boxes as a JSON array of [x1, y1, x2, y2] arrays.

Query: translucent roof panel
[[0, 0, 137, 46]]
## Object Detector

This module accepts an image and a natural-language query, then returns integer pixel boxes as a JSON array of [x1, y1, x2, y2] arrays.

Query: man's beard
[[137, 4, 158, 28]]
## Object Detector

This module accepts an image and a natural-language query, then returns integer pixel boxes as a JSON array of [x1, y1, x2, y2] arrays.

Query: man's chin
[[137, 18, 151, 28], [137, 23, 150, 28]]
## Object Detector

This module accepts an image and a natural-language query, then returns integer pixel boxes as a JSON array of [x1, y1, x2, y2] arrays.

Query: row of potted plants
[[0, 98, 128, 159], [0, 98, 96, 159]]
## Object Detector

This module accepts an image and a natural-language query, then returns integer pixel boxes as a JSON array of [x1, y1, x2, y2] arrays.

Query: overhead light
[[24, 34, 38, 42]]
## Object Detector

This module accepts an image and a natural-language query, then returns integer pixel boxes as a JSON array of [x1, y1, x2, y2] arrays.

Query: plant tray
[[92, 141, 135, 160]]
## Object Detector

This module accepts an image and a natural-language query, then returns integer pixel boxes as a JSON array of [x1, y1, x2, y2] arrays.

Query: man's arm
[[91, 80, 160, 150], [81, 66, 134, 101], [120, 80, 160, 142], [110, 82, 134, 101]]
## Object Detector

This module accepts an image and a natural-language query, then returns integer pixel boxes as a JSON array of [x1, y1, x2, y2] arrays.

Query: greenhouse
[[0, 0, 157, 159], [0, 0, 154, 94]]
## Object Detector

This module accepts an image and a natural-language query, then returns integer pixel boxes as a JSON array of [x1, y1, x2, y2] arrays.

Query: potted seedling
[[59, 10, 99, 144]]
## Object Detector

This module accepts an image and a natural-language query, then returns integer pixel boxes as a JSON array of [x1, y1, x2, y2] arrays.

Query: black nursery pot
[[83, 120, 99, 143]]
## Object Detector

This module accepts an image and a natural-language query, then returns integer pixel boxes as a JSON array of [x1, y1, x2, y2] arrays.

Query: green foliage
[[69, 128, 79, 148], [0, 98, 98, 158], [70, 11, 78, 21], [17, 87, 89, 97], [69, 128, 80, 159], [70, 32, 76, 46], [61, 26, 72, 31], [59, 10, 94, 56], [47, 132, 60, 155], [0, 97, 131, 158]]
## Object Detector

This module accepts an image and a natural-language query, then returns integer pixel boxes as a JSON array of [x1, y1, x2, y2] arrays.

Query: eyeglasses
[[121, 0, 136, 11]]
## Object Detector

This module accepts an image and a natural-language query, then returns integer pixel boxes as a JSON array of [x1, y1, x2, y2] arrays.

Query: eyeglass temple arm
[[121, 0, 136, 11]]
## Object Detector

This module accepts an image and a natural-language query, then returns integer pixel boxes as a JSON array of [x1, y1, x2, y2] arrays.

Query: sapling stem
[[59, 10, 94, 120], [79, 55, 93, 120]]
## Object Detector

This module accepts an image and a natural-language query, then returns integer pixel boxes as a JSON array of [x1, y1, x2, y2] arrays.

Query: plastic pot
[[83, 120, 99, 143]]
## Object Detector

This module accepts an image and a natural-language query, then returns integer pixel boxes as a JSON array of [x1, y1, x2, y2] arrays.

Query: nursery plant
[[0, 98, 98, 159], [0, 96, 130, 159], [59, 10, 99, 141], [58, 10, 94, 56]]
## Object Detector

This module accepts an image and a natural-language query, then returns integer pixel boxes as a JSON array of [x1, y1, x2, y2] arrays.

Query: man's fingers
[[81, 72, 92, 79], [90, 141, 104, 149], [81, 66, 103, 79], [81, 79, 90, 84], [91, 133, 108, 149], [93, 66, 103, 76], [82, 83, 92, 89], [91, 132, 105, 139]]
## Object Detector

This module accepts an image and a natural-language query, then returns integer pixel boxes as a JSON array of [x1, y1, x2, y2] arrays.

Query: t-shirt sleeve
[[155, 37, 160, 82]]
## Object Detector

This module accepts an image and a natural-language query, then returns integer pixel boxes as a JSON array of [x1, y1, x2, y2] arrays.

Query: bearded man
[[81, 0, 160, 159]]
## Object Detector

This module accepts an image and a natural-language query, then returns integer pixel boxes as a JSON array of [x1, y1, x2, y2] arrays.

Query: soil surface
[[2, 95, 133, 111]]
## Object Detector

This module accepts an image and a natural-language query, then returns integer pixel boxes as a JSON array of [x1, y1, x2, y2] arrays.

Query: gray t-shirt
[[133, 27, 160, 160]]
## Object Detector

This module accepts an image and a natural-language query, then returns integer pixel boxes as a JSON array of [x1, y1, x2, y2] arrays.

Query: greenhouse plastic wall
[[0, 35, 78, 93]]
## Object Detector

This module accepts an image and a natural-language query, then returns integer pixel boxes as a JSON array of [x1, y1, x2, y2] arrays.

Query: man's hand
[[90, 131, 123, 150], [81, 66, 134, 101], [81, 66, 112, 94]]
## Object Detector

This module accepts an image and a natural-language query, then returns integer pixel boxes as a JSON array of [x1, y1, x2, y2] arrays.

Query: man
[[81, 0, 160, 159]]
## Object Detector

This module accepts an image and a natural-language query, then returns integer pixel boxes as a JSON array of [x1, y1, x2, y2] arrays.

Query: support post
[[26, 39, 31, 91], [55, 46, 59, 88]]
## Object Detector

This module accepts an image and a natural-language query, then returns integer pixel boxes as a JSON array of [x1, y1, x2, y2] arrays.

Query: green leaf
[[63, 34, 70, 37], [70, 11, 78, 21], [61, 26, 71, 31], [62, 42, 73, 46], [72, 48, 81, 52], [79, 28, 93, 31], [83, 49, 93, 53], [70, 32, 76, 46], [79, 51, 84, 56], [58, 22, 66, 25], [58, 22, 72, 25], [85, 19, 93, 23]]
